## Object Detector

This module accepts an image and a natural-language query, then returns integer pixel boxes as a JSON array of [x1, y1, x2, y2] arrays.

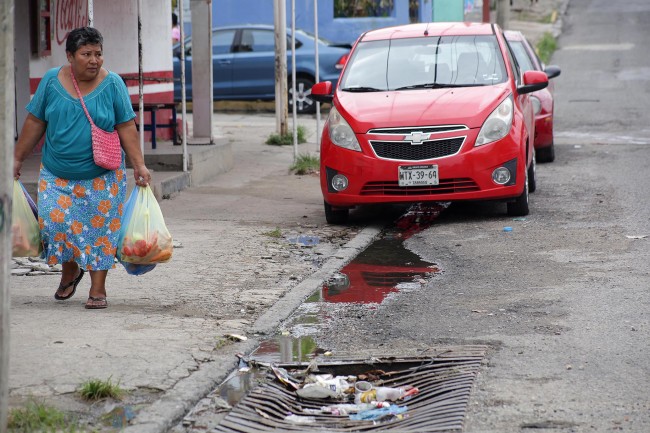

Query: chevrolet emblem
[[403, 131, 431, 145]]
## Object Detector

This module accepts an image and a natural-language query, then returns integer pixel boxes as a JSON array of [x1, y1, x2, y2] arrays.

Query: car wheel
[[528, 153, 537, 193], [289, 76, 316, 115], [507, 170, 530, 216], [324, 201, 349, 224], [536, 143, 555, 163]]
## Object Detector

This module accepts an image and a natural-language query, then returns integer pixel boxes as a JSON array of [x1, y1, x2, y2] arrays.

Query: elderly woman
[[13, 27, 151, 309]]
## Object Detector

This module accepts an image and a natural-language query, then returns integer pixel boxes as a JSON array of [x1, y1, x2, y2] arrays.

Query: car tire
[[289, 76, 316, 115], [536, 143, 555, 163], [324, 201, 349, 224], [527, 154, 537, 193], [507, 170, 530, 216]]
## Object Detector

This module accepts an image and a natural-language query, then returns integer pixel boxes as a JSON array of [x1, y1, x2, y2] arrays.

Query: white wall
[[26, 0, 173, 98]]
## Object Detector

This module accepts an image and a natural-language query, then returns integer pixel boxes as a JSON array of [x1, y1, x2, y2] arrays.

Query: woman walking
[[13, 27, 151, 309]]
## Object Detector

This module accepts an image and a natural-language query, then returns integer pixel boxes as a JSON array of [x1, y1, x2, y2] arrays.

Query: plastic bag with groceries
[[12, 180, 42, 257], [117, 185, 173, 271]]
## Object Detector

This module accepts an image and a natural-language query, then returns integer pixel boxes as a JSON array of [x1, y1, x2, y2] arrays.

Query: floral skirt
[[38, 164, 127, 271]]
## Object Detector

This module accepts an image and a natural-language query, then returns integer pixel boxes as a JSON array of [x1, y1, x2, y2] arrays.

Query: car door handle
[[217, 60, 232, 65]]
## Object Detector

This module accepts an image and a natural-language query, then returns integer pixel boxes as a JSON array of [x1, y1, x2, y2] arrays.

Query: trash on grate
[[212, 347, 486, 432]]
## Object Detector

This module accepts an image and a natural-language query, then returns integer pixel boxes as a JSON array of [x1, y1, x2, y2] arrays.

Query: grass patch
[[536, 32, 558, 64], [8, 400, 81, 432], [290, 153, 320, 175], [266, 125, 307, 146], [78, 377, 124, 401], [263, 227, 282, 238]]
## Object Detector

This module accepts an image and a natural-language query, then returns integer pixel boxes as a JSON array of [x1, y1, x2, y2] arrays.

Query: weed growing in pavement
[[290, 153, 320, 175], [78, 377, 124, 401], [266, 125, 307, 146], [536, 32, 558, 64], [8, 399, 82, 432], [263, 227, 283, 238]]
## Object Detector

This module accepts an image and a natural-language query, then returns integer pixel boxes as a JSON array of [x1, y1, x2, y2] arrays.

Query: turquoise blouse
[[27, 67, 136, 180]]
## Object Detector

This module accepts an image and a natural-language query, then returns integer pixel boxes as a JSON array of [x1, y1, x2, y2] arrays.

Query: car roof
[[210, 24, 307, 34], [503, 30, 525, 41], [360, 22, 496, 42]]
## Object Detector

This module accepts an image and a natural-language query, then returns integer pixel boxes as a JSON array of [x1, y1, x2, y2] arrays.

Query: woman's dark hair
[[66, 27, 103, 54], [172, 13, 178, 27]]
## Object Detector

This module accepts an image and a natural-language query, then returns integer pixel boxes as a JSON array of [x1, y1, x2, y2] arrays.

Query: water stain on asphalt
[[253, 202, 448, 362]]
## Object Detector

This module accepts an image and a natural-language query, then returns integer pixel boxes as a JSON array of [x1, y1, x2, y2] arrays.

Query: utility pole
[[1, 1, 16, 430], [290, 0, 297, 161], [497, 0, 510, 29], [483, 0, 491, 22], [273, 0, 288, 135]]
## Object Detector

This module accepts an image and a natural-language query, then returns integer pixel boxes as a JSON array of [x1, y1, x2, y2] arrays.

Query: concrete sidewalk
[[8, 1, 567, 430], [9, 111, 381, 432]]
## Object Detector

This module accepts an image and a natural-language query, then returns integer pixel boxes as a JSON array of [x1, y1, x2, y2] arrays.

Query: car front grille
[[370, 137, 465, 161], [360, 178, 479, 196], [368, 125, 467, 134]]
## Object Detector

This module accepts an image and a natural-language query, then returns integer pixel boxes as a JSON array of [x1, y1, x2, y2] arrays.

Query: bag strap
[[70, 65, 96, 127]]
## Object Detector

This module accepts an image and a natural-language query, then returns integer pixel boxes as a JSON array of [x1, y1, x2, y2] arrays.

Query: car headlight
[[328, 107, 361, 152], [476, 95, 513, 146], [530, 95, 542, 116]]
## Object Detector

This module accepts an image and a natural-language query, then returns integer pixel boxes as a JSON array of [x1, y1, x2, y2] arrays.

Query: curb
[[122, 224, 383, 432]]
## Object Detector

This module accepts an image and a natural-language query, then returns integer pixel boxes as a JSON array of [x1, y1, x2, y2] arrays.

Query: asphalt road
[[289, 0, 650, 431]]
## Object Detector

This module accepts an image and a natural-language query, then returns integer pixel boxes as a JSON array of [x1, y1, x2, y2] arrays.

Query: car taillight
[[335, 53, 349, 70]]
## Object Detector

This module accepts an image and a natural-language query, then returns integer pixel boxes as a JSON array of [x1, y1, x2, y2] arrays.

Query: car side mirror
[[308, 81, 334, 103], [518, 70, 548, 95], [544, 65, 561, 79]]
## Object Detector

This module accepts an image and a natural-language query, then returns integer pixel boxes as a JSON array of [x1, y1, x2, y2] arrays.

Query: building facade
[[14, 0, 174, 141]]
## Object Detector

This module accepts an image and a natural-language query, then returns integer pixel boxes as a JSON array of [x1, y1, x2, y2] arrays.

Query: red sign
[[55, 0, 88, 46]]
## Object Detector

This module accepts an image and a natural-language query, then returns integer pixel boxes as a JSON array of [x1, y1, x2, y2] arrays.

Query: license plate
[[398, 165, 439, 187]]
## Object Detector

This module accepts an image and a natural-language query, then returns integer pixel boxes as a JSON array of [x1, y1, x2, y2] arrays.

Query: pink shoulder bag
[[70, 66, 122, 171]]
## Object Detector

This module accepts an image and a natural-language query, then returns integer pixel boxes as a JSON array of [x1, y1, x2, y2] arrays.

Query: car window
[[213, 29, 237, 55], [237, 29, 275, 53], [509, 41, 535, 73], [340, 35, 507, 91], [503, 40, 521, 84]]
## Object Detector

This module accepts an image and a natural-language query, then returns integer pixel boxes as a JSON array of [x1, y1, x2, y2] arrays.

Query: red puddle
[[322, 203, 447, 304]]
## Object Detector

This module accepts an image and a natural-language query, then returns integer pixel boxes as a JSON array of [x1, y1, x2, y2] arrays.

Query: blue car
[[173, 24, 350, 114]]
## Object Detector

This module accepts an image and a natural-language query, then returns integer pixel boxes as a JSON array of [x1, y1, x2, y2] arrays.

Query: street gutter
[[122, 224, 383, 433]]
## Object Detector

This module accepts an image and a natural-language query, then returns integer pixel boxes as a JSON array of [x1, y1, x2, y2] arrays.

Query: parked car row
[[309, 22, 561, 224], [505, 30, 561, 163], [173, 24, 351, 114]]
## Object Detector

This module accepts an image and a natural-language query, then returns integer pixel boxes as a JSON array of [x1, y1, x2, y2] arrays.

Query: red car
[[505, 30, 561, 163], [310, 22, 548, 224]]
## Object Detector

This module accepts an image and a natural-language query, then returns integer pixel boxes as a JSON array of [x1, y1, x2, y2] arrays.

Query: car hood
[[335, 85, 511, 132]]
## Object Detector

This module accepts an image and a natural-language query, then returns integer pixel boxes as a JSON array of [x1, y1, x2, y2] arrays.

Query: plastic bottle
[[355, 385, 419, 404], [307, 402, 389, 416]]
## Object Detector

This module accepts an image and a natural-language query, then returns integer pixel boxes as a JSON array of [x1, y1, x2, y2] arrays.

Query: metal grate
[[213, 347, 486, 432], [360, 178, 479, 196], [370, 137, 465, 161]]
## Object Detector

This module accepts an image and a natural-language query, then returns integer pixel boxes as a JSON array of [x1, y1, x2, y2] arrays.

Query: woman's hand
[[133, 165, 152, 187], [14, 159, 23, 180], [14, 114, 47, 180]]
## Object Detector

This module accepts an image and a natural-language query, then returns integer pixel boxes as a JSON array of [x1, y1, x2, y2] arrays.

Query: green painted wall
[[432, 0, 464, 21]]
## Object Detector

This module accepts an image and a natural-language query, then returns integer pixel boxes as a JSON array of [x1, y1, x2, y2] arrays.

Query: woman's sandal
[[54, 269, 85, 301], [85, 296, 108, 309]]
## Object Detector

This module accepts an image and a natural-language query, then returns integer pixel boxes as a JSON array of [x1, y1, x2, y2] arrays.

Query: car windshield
[[340, 35, 507, 91]]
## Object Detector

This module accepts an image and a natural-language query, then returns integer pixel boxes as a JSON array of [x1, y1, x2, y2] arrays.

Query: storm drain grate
[[213, 346, 486, 432]]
